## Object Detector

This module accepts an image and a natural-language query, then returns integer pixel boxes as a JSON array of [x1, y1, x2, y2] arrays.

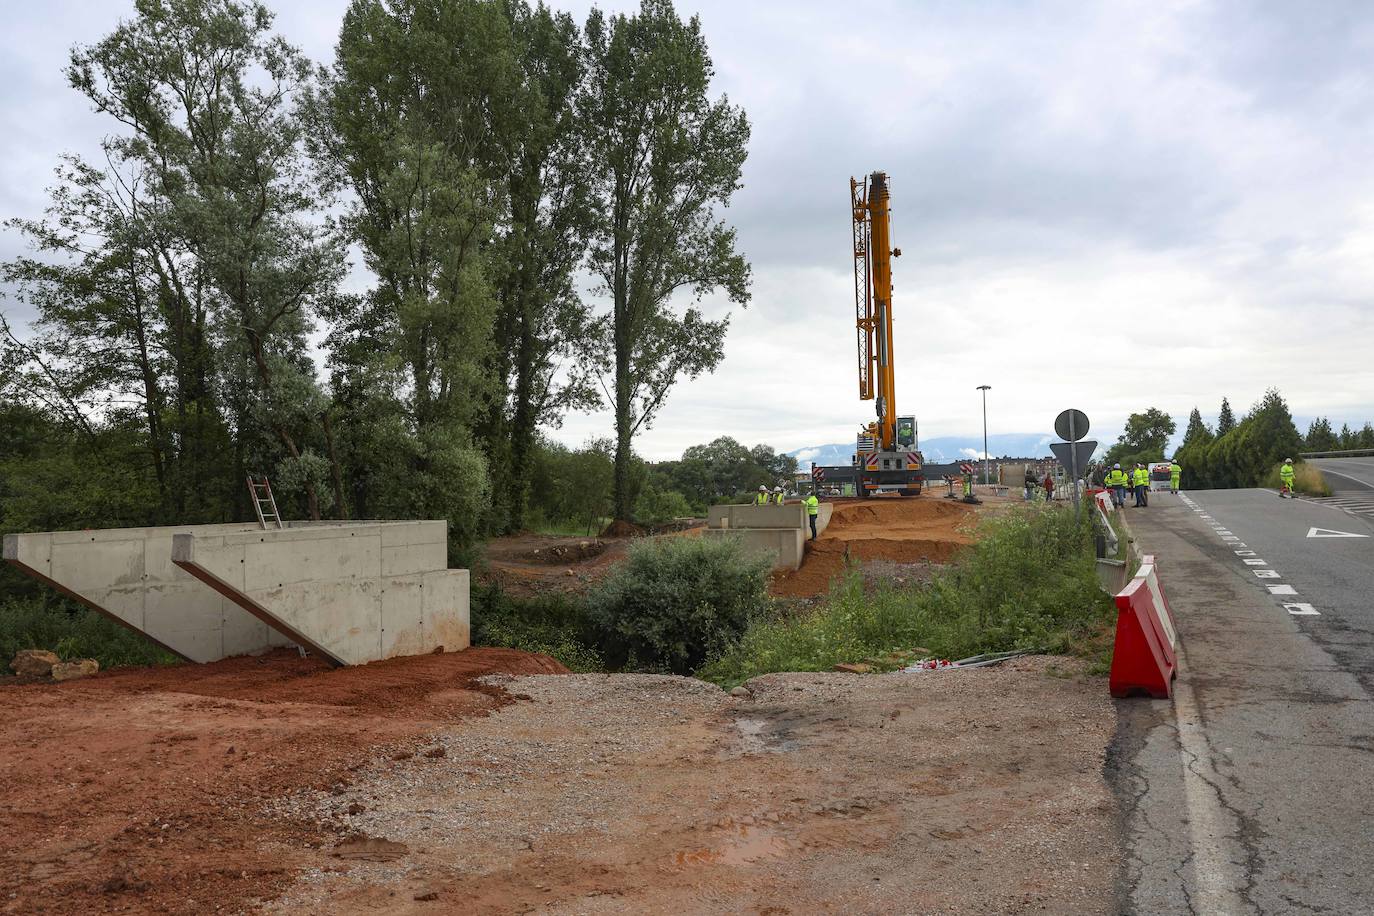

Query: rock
[[833, 663, 873, 674], [729, 686, 751, 698], [422, 746, 447, 759], [414, 890, 440, 901], [10, 649, 59, 678], [51, 658, 100, 681], [346, 802, 366, 816], [564, 569, 576, 577]]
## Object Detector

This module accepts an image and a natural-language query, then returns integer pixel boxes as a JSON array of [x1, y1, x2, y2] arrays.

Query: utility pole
[[976, 385, 991, 486]]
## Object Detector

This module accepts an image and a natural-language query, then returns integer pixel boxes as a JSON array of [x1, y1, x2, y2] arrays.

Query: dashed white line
[[1254, 569, 1280, 579], [1243, 559, 1268, 566], [1285, 603, 1320, 616], [1268, 584, 1298, 595]]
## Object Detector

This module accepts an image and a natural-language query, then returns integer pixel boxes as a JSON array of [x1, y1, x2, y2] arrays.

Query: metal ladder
[[246, 476, 284, 530]]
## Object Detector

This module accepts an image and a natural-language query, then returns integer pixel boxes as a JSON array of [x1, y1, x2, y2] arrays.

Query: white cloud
[[4, 0, 1374, 461]]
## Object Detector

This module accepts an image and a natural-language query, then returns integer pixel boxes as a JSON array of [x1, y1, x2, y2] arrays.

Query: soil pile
[[0, 647, 565, 915], [773, 498, 978, 598]]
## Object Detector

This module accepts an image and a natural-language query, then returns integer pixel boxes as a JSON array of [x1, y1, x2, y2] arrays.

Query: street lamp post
[[976, 385, 991, 486]]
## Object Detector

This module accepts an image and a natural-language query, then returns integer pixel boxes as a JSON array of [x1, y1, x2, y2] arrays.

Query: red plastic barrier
[[1109, 555, 1178, 699]]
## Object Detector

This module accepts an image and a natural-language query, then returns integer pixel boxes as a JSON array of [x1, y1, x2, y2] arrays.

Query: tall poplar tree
[[581, 0, 751, 520]]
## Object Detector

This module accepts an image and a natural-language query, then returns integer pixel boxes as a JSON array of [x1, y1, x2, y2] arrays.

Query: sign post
[[1053, 409, 1092, 513]]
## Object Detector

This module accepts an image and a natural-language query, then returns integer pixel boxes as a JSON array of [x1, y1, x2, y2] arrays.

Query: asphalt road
[[1309, 456, 1374, 494], [1113, 488, 1374, 915]]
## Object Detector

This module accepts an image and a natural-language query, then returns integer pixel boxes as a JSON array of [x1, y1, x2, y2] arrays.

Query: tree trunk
[[613, 338, 634, 522], [320, 409, 348, 520]]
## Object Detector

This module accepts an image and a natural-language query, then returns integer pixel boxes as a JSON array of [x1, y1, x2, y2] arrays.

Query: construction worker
[[754, 485, 769, 506], [1133, 464, 1148, 507], [803, 489, 820, 540], [1169, 458, 1182, 494], [1279, 458, 1296, 498], [771, 485, 786, 505], [1108, 463, 1127, 507]]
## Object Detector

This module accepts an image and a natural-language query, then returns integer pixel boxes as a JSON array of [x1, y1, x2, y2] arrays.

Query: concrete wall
[[173, 521, 469, 666], [708, 503, 832, 537], [702, 527, 805, 571], [4, 520, 469, 666], [3, 523, 293, 663]]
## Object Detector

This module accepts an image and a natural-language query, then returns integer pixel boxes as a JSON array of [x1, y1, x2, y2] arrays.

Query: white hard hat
[[759, 485, 767, 491], [774, 486, 783, 492], [1114, 463, 1121, 469], [1285, 457, 1294, 463]]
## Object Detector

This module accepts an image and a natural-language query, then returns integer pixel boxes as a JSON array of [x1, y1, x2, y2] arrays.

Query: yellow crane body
[[850, 171, 922, 496]]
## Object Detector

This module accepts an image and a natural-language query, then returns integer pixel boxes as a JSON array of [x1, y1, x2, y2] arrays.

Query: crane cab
[[853, 415, 924, 496]]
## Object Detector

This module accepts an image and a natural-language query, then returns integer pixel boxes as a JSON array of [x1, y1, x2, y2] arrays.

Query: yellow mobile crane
[[850, 172, 922, 496]]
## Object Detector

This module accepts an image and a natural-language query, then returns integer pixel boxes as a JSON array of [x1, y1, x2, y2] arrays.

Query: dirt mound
[[772, 498, 978, 598], [0, 647, 566, 915], [523, 540, 607, 565], [600, 519, 646, 538]]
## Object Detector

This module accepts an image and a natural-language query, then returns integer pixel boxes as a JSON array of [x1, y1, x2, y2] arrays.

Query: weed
[[1, 597, 180, 672]]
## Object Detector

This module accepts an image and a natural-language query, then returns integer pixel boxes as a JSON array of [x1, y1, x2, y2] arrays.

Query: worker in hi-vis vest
[[771, 486, 786, 504], [1169, 460, 1182, 494], [803, 491, 820, 540], [1108, 464, 1127, 507], [754, 485, 769, 506], [1279, 458, 1296, 498], [1132, 464, 1148, 507]]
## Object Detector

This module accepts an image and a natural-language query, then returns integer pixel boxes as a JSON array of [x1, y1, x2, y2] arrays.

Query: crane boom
[[847, 171, 922, 497]]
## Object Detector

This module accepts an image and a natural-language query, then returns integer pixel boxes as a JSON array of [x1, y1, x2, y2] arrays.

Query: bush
[[586, 534, 772, 674], [469, 584, 603, 673], [1, 597, 180, 673], [698, 506, 1115, 688], [1261, 461, 1330, 497]]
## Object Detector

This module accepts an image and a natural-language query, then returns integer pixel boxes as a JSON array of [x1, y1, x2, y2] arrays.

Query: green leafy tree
[[582, 0, 752, 520], [318, 0, 518, 529], [67, 0, 345, 521], [1104, 407, 1176, 468], [1181, 408, 1212, 449], [476, 1, 603, 533], [1305, 417, 1339, 452], [1216, 397, 1236, 436], [1359, 423, 1374, 449]]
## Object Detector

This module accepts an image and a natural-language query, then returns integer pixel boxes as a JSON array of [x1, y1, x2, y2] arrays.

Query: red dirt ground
[[0, 648, 566, 915], [771, 497, 979, 598]]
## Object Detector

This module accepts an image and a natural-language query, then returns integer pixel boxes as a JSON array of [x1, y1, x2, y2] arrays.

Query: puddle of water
[[673, 823, 793, 867]]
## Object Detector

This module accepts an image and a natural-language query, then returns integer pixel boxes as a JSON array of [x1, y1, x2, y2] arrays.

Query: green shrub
[[1, 597, 180, 673], [633, 484, 695, 524], [586, 534, 771, 674], [1261, 461, 1330, 496], [698, 506, 1115, 688], [470, 583, 603, 672]]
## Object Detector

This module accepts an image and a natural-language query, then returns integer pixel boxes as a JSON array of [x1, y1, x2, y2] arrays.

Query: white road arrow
[[1306, 527, 1370, 539]]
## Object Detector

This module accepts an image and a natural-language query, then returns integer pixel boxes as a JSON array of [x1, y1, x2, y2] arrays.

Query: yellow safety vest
[[754, 492, 768, 505], [804, 496, 819, 516]]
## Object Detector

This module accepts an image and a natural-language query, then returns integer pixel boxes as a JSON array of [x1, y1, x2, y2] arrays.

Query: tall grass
[[1, 597, 180, 673], [1261, 461, 1331, 496], [470, 584, 603, 673], [697, 506, 1115, 688]]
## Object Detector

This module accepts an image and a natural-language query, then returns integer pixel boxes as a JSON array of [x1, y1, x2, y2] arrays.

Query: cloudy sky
[[4, 0, 1374, 459]]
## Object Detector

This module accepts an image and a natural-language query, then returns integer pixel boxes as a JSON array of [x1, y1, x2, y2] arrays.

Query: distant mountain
[[788, 433, 1064, 469]]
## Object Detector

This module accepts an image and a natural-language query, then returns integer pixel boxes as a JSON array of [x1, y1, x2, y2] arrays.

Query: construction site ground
[[483, 489, 1021, 601], [1, 650, 1118, 915]]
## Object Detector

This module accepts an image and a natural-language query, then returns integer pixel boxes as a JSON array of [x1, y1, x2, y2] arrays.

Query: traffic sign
[[1050, 440, 1097, 477], [1055, 409, 1090, 442]]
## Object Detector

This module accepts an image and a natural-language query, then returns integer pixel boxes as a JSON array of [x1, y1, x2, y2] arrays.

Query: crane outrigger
[[850, 172, 922, 496]]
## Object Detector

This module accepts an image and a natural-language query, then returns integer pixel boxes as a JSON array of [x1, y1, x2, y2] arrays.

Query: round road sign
[[1055, 409, 1090, 442]]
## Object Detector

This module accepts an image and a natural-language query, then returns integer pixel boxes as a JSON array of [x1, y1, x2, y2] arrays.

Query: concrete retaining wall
[[708, 503, 832, 537], [4, 520, 469, 666], [702, 527, 805, 571], [172, 521, 468, 666], [3, 523, 294, 663]]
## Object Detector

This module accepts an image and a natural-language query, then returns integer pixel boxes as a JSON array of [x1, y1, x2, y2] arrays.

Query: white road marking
[[1285, 603, 1320, 616], [1306, 527, 1369, 539], [1222, 536, 1239, 542], [1254, 569, 1280, 579], [1243, 559, 1267, 566], [1236, 550, 1256, 556], [1216, 530, 1233, 536], [1268, 584, 1298, 595]]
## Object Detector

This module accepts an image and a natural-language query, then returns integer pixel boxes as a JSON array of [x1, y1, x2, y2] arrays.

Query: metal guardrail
[[1300, 449, 1374, 459]]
